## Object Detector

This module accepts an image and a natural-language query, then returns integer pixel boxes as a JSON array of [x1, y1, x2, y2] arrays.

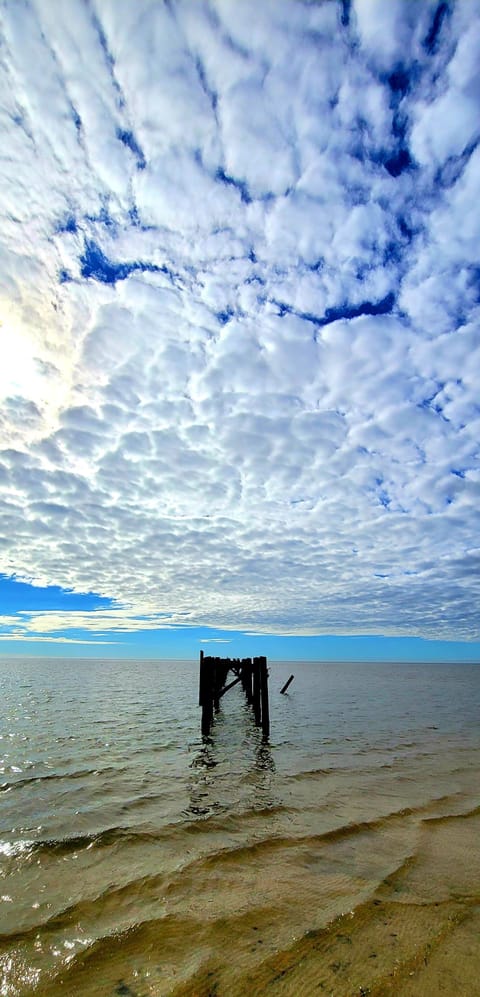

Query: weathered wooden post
[[253, 657, 262, 727], [213, 658, 222, 712], [200, 652, 214, 736], [198, 653, 270, 738], [260, 656, 270, 738], [199, 649, 205, 706], [241, 658, 253, 704], [280, 674, 294, 694]]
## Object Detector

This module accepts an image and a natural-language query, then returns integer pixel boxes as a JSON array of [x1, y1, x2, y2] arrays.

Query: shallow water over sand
[[1, 658, 479, 996]]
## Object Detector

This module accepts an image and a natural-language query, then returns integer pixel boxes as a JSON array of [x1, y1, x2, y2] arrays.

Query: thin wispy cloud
[[0, 0, 479, 643]]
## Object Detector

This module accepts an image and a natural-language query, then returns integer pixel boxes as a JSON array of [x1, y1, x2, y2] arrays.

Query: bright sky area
[[0, 0, 479, 662]]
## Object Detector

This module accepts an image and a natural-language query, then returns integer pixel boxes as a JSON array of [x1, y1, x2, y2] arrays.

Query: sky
[[0, 0, 479, 662]]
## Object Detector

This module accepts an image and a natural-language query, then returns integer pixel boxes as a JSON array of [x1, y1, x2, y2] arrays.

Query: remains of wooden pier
[[199, 651, 269, 738]]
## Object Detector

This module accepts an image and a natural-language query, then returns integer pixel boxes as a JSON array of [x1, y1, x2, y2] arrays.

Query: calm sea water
[[1, 658, 480, 996]]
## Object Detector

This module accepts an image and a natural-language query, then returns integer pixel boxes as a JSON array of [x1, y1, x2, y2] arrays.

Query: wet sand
[[2, 659, 479, 997], [7, 785, 478, 997]]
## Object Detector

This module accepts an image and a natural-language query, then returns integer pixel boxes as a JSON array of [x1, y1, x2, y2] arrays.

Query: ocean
[[1, 657, 479, 996]]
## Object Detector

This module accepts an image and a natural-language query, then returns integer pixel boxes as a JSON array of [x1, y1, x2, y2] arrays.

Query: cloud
[[0, 0, 479, 642]]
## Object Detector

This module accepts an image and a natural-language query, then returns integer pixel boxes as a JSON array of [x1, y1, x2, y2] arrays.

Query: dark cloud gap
[[129, 205, 140, 226], [216, 308, 235, 325], [340, 0, 351, 29], [127, 205, 156, 232], [397, 215, 415, 244], [195, 55, 218, 113], [467, 266, 480, 303], [88, 4, 114, 70], [272, 292, 395, 328], [382, 241, 403, 266], [215, 167, 251, 203], [116, 128, 146, 169], [85, 203, 117, 231], [56, 215, 78, 234], [378, 489, 391, 509], [11, 108, 37, 148], [436, 140, 479, 189], [392, 110, 408, 145], [384, 147, 413, 177], [80, 240, 165, 285], [417, 400, 450, 424], [70, 105, 82, 133], [368, 142, 413, 177], [387, 68, 411, 97], [423, 2, 451, 55], [88, 1, 125, 108]]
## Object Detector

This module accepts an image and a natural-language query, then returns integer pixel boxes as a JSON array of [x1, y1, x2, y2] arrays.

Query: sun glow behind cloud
[[0, 0, 479, 650], [0, 308, 43, 402]]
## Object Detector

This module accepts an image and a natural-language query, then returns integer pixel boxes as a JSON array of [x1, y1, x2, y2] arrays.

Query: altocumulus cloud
[[0, 0, 479, 642]]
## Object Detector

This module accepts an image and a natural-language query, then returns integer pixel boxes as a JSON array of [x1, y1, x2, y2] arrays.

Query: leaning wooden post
[[260, 656, 270, 738], [253, 657, 262, 726]]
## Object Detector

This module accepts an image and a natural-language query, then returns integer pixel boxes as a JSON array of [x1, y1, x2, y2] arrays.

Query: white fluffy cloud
[[0, 0, 479, 640]]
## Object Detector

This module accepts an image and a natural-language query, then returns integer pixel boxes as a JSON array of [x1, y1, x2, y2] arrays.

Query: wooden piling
[[253, 657, 262, 726], [213, 660, 222, 712], [280, 674, 294, 694], [198, 653, 270, 738], [260, 657, 270, 737], [241, 659, 253, 704], [199, 649, 206, 706], [201, 655, 214, 736]]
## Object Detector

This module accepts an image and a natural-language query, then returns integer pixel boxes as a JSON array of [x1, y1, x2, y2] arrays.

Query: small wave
[[0, 825, 161, 864], [0, 765, 127, 794], [421, 802, 480, 827], [285, 765, 339, 779], [178, 791, 479, 872], [1, 771, 88, 794], [0, 839, 34, 858]]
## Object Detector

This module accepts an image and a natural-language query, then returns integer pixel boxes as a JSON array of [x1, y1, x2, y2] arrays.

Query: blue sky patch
[[80, 240, 161, 284], [0, 575, 112, 613]]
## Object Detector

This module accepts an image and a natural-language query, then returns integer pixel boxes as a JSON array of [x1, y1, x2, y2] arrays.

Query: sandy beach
[[1, 659, 479, 997]]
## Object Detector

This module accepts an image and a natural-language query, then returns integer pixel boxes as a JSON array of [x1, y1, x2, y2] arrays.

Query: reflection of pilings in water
[[255, 739, 275, 773], [187, 738, 219, 817], [199, 653, 270, 738], [187, 722, 277, 818]]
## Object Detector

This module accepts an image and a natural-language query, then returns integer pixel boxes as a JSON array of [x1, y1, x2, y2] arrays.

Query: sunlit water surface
[[1, 658, 479, 996]]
